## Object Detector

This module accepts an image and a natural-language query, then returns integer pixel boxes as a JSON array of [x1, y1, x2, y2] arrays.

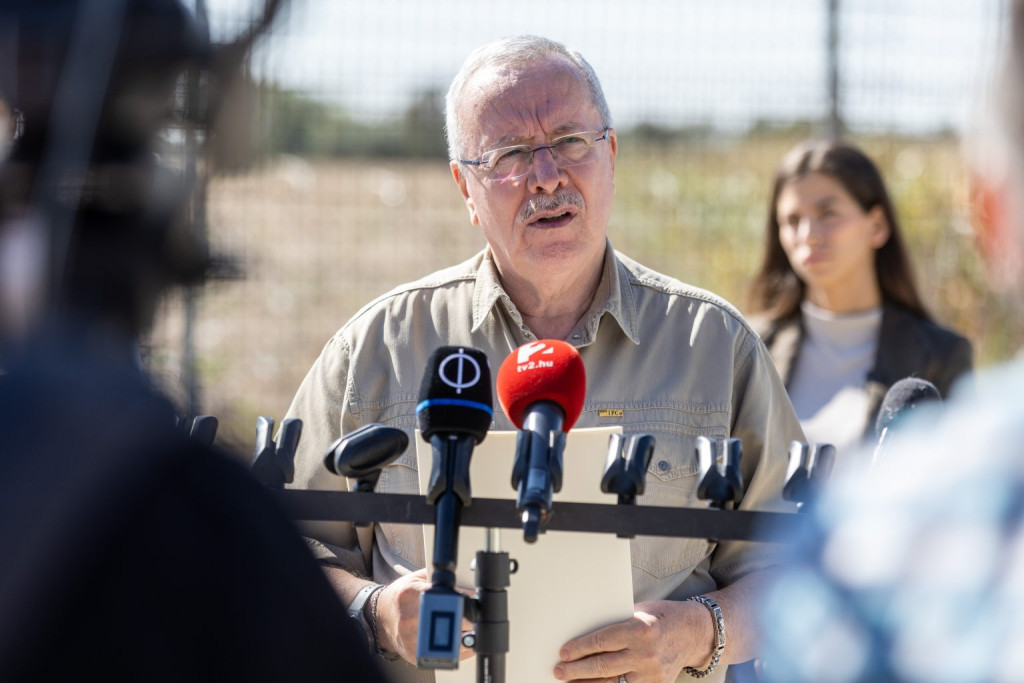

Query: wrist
[[346, 582, 382, 651], [682, 594, 726, 679], [369, 583, 401, 661], [347, 582, 400, 662]]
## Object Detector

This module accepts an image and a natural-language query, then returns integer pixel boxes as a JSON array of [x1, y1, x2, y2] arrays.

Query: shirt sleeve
[[284, 334, 369, 575], [708, 332, 804, 587]]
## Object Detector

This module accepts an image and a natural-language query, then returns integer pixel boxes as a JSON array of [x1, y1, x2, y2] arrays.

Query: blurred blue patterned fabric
[[759, 358, 1024, 683]]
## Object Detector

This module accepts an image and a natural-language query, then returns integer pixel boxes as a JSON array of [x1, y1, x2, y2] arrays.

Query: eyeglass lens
[[488, 131, 605, 181]]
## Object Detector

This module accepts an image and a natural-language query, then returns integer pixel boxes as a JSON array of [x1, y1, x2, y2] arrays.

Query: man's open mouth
[[530, 210, 575, 226]]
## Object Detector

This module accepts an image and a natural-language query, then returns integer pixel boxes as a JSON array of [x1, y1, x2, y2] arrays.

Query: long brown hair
[[748, 139, 931, 322]]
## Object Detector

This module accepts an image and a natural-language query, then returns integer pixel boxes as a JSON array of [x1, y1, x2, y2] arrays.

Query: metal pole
[[181, 0, 212, 416], [826, 0, 842, 139]]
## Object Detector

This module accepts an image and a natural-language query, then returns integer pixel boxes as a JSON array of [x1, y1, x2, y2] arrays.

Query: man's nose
[[528, 147, 567, 194]]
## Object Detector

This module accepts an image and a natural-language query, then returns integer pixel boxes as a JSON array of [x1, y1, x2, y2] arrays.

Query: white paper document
[[416, 427, 635, 683]]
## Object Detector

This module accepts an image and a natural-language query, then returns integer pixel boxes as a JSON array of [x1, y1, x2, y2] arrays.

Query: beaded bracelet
[[682, 594, 726, 679], [368, 584, 401, 662]]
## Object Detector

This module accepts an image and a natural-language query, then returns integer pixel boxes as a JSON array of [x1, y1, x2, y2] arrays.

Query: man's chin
[[526, 233, 585, 256], [524, 240, 603, 274]]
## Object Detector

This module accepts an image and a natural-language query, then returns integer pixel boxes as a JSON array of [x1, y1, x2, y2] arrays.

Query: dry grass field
[[146, 135, 1022, 452]]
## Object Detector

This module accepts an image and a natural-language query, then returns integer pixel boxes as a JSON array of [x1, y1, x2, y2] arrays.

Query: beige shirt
[[285, 241, 803, 682]]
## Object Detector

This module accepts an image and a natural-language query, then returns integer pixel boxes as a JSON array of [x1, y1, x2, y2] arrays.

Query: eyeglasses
[[460, 128, 610, 183]]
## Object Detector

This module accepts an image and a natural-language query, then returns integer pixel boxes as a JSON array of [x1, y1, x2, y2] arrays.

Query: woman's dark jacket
[[751, 301, 973, 439]]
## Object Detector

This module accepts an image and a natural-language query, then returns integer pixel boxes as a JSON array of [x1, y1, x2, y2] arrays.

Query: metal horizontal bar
[[272, 490, 807, 543]]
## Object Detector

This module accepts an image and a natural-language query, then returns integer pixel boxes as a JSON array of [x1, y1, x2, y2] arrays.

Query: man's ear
[[607, 128, 618, 185], [451, 161, 480, 226]]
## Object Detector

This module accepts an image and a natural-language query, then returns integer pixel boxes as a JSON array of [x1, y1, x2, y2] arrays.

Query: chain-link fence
[[147, 0, 1013, 448]]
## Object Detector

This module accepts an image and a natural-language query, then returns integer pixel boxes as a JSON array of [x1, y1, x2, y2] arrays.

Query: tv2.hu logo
[[515, 341, 555, 372]]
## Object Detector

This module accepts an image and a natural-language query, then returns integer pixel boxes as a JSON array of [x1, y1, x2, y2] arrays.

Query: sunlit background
[[147, 0, 1014, 450]]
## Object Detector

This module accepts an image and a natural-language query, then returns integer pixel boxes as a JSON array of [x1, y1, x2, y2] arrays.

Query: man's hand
[[373, 568, 475, 665], [552, 599, 714, 683]]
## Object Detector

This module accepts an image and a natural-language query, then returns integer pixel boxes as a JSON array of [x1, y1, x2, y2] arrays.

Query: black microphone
[[322, 423, 407, 527], [871, 377, 942, 470], [875, 377, 942, 438], [414, 346, 493, 669], [323, 423, 409, 488]]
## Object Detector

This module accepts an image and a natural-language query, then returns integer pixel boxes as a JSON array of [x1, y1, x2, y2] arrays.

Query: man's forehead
[[459, 55, 599, 147]]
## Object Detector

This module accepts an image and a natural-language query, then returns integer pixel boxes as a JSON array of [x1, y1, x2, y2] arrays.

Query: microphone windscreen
[[875, 377, 941, 438], [416, 346, 493, 443], [496, 340, 586, 431]]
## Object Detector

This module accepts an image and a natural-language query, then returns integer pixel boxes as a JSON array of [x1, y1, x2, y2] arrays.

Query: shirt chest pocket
[[608, 405, 727, 579]]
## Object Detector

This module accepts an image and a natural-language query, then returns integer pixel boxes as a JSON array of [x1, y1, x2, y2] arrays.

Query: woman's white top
[[787, 300, 882, 470]]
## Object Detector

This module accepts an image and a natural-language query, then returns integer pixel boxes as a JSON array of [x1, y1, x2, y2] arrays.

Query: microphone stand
[[418, 433, 474, 669], [463, 528, 515, 683], [418, 434, 514, 683]]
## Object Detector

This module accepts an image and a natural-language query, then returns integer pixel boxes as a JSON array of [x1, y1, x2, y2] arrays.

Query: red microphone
[[496, 339, 586, 430], [496, 340, 586, 542]]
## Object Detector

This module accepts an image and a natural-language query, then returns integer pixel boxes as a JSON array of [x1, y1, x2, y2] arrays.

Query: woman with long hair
[[748, 139, 972, 466]]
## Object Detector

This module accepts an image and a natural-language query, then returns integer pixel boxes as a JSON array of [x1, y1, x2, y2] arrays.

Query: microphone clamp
[[696, 436, 743, 510], [250, 416, 302, 489], [600, 433, 656, 505], [783, 441, 835, 512]]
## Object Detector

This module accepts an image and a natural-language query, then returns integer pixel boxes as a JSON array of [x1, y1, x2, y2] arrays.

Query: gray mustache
[[520, 190, 585, 223]]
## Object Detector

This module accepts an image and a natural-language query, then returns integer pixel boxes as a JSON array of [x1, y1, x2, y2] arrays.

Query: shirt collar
[[471, 239, 640, 346], [471, 249, 513, 333]]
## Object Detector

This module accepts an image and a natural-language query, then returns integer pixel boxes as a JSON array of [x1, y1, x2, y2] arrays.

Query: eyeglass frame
[[458, 127, 612, 182]]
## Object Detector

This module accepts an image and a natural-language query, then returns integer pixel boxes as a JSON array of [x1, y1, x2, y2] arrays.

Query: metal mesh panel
[[146, 0, 1013, 446]]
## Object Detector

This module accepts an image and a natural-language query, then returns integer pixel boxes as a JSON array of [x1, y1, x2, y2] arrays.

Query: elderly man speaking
[[285, 35, 802, 683]]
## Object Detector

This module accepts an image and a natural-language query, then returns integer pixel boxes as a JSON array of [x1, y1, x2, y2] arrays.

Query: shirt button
[[570, 334, 582, 342], [657, 460, 670, 472]]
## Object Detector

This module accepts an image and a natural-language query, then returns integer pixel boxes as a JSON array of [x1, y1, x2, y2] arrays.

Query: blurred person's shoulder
[[945, 353, 1024, 430], [762, 356, 1024, 682], [0, 347, 386, 680]]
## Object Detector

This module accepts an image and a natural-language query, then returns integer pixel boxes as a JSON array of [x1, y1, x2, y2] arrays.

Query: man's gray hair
[[444, 35, 613, 163]]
